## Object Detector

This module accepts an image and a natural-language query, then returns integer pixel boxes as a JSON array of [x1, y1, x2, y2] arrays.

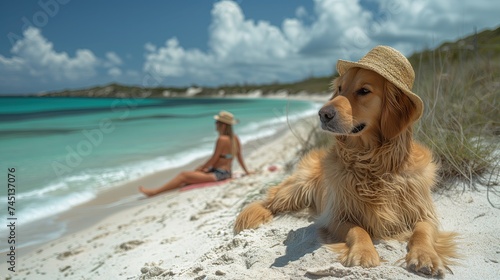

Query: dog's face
[[319, 67, 417, 140]]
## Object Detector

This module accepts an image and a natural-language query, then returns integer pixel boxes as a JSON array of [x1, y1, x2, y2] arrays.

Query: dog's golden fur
[[234, 68, 458, 277]]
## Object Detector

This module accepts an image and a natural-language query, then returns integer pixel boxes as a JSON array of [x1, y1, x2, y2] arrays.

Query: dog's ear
[[380, 82, 417, 140]]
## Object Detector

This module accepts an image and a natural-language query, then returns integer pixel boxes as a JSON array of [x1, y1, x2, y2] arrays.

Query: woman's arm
[[197, 136, 226, 171], [235, 136, 250, 175]]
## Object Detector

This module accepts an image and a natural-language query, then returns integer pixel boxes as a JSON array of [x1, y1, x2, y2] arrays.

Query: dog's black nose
[[319, 107, 335, 124]]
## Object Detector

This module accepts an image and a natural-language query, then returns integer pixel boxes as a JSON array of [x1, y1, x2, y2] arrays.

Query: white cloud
[[351, 0, 500, 55], [103, 52, 123, 77], [105, 52, 122, 66], [0, 27, 99, 81], [143, 0, 499, 87], [0, 55, 24, 71], [108, 67, 122, 77], [0, 27, 130, 92], [144, 42, 156, 52], [295, 6, 308, 19], [143, 0, 374, 85], [144, 0, 323, 85]]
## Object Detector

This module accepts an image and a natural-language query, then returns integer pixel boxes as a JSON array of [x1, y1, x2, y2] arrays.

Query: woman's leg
[[139, 170, 217, 196]]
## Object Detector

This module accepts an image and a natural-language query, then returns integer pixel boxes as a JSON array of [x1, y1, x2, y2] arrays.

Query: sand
[[3, 116, 500, 280]]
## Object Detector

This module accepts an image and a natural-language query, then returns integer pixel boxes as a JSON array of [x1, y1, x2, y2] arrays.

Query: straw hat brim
[[214, 115, 238, 125], [336, 60, 424, 121]]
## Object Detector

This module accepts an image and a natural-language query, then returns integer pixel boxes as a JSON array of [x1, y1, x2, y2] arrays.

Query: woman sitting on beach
[[139, 111, 250, 197]]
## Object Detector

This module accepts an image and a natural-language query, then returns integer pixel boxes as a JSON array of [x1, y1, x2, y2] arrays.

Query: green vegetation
[[410, 31, 500, 188], [42, 76, 334, 98]]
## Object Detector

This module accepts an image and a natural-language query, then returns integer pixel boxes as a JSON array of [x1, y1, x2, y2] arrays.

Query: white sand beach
[[3, 116, 500, 280]]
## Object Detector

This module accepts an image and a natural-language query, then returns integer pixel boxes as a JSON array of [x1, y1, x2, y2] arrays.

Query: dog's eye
[[338, 86, 342, 93], [356, 88, 371, 96]]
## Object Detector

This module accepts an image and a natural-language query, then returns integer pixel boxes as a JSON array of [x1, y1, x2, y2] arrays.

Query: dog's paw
[[342, 244, 380, 268], [405, 247, 444, 278]]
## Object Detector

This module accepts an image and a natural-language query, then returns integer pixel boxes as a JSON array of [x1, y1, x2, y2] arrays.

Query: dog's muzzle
[[319, 106, 366, 134], [319, 106, 335, 128]]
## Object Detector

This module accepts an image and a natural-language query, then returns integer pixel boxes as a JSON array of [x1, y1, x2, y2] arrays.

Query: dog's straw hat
[[214, 110, 238, 125], [336, 45, 423, 121]]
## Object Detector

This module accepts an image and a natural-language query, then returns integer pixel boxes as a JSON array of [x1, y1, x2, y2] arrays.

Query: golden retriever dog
[[234, 46, 458, 277]]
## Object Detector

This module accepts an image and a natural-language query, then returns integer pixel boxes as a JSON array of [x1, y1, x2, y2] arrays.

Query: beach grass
[[412, 47, 500, 188]]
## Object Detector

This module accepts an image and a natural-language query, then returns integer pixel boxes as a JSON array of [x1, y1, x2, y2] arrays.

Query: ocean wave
[[0, 190, 96, 225], [238, 104, 320, 145]]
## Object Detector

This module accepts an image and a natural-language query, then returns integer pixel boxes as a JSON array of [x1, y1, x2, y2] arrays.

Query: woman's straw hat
[[336, 45, 423, 121], [214, 111, 238, 125]]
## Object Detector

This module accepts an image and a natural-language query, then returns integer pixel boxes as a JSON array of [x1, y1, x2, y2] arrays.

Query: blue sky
[[0, 0, 499, 95]]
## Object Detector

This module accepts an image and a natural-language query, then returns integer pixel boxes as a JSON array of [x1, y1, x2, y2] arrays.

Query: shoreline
[[4, 111, 318, 259]]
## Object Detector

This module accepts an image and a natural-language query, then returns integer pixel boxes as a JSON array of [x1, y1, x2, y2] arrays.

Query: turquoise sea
[[0, 96, 320, 251]]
